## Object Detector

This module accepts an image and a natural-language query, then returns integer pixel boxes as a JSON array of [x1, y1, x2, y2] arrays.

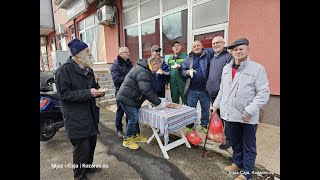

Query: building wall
[[228, 0, 280, 95]]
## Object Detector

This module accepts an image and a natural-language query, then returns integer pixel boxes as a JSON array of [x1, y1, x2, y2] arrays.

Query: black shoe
[[219, 141, 232, 150], [86, 167, 102, 174]]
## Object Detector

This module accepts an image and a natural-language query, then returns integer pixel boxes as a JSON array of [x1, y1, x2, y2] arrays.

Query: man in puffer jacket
[[211, 38, 270, 180], [117, 57, 166, 150]]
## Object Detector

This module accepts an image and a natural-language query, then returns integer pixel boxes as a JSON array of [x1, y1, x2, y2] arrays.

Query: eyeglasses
[[155, 50, 161, 53], [122, 51, 130, 54], [212, 41, 223, 45]]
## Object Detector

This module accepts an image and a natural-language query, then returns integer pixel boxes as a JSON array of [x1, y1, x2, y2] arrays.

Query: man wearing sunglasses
[[148, 45, 170, 98]]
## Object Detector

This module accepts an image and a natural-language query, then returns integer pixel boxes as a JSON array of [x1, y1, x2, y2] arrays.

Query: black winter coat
[[55, 57, 100, 139], [110, 55, 133, 91], [116, 59, 161, 108]]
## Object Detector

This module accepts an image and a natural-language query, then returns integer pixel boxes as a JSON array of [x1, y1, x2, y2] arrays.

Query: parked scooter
[[40, 91, 64, 141]]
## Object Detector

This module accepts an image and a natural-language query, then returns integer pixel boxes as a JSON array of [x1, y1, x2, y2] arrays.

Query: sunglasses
[[155, 49, 161, 53]]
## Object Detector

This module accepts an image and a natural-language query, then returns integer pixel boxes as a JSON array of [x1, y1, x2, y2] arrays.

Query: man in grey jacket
[[206, 36, 233, 150], [211, 38, 270, 180]]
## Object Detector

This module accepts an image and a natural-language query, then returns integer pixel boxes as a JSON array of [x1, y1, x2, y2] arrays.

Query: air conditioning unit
[[40, 37, 47, 45], [97, 5, 116, 26], [57, 24, 66, 35]]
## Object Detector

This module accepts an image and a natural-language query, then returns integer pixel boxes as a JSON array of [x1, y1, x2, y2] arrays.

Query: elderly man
[[167, 41, 188, 104], [211, 38, 270, 180], [181, 40, 213, 133], [117, 57, 166, 150], [206, 36, 233, 150], [110, 47, 133, 138], [55, 39, 105, 180], [148, 45, 170, 98]]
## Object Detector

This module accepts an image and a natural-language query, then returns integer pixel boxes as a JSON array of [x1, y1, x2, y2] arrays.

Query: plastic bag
[[207, 112, 226, 144]]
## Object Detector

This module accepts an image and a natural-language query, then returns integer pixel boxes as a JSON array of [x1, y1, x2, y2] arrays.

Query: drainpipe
[[73, 18, 78, 39], [50, 0, 58, 50]]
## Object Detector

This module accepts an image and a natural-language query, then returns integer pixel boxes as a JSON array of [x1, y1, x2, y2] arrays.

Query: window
[[140, 0, 159, 21], [78, 14, 106, 62], [58, 35, 67, 51], [162, 10, 188, 61], [50, 38, 56, 51], [141, 19, 160, 58], [162, 0, 187, 12], [123, 8, 138, 27], [194, 30, 224, 48], [125, 26, 139, 64], [192, 0, 228, 29], [70, 26, 76, 40]]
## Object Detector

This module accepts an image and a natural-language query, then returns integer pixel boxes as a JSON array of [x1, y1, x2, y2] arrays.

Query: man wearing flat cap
[[55, 39, 105, 180], [148, 45, 170, 98], [167, 41, 188, 104], [211, 38, 270, 180]]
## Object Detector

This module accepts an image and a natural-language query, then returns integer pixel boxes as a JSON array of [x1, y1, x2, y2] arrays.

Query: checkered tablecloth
[[139, 104, 198, 145]]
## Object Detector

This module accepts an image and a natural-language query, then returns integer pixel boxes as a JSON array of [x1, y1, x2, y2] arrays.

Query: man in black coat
[[55, 39, 105, 180], [117, 56, 166, 150], [110, 47, 133, 138]]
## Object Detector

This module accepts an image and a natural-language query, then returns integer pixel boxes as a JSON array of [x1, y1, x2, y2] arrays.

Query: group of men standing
[[54, 36, 270, 180]]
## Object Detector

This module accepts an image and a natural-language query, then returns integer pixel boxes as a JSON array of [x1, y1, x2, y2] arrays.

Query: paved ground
[[40, 108, 275, 180]]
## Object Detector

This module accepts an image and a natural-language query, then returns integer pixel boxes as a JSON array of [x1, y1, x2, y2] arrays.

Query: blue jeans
[[119, 102, 140, 138], [187, 90, 210, 127], [229, 122, 258, 179], [115, 90, 128, 132]]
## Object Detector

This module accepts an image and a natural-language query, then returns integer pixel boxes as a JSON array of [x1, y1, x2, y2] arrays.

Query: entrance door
[[192, 24, 228, 49]]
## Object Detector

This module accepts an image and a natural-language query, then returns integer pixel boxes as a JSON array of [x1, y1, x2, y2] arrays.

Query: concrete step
[[98, 98, 116, 107], [99, 81, 114, 86], [98, 93, 115, 101], [98, 76, 113, 82]]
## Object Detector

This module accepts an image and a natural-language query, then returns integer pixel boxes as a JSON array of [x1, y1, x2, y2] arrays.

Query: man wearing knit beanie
[[55, 39, 105, 180]]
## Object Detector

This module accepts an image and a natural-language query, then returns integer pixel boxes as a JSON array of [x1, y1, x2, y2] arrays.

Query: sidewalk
[[106, 103, 280, 176]]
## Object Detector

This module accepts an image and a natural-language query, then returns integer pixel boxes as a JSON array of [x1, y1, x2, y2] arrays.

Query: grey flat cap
[[151, 45, 162, 52], [227, 38, 249, 49]]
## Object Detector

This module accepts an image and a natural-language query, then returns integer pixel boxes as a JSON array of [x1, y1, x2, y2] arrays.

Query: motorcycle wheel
[[40, 119, 57, 141]]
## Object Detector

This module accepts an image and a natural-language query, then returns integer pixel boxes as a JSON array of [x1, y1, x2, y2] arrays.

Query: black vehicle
[[40, 71, 54, 92], [40, 91, 64, 141]]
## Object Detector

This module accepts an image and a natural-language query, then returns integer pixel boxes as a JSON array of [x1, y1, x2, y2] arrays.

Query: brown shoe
[[224, 163, 240, 172], [234, 174, 247, 180]]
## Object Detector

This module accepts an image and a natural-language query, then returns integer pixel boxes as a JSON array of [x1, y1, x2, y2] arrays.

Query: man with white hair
[[110, 47, 133, 138], [55, 39, 105, 180]]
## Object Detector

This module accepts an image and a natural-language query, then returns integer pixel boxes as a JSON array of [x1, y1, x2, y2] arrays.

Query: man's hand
[[175, 64, 181, 69], [165, 84, 169, 90], [91, 88, 103, 97], [241, 114, 251, 122], [210, 106, 218, 114]]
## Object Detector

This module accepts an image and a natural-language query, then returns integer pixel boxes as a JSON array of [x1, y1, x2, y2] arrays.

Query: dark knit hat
[[227, 38, 249, 49], [68, 39, 88, 56]]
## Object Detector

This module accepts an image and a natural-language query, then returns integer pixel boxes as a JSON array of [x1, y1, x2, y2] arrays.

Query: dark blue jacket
[[151, 61, 170, 94], [181, 49, 213, 95], [110, 56, 133, 91], [206, 48, 232, 98]]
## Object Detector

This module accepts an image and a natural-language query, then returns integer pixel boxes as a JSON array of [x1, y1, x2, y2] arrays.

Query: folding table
[[139, 104, 198, 159]]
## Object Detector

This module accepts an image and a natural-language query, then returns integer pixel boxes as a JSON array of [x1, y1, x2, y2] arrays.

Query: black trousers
[[70, 135, 97, 180]]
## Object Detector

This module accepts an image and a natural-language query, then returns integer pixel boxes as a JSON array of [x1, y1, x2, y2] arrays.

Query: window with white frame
[[78, 14, 98, 62], [70, 26, 76, 40], [58, 35, 67, 51], [122, 0, 228, 59]]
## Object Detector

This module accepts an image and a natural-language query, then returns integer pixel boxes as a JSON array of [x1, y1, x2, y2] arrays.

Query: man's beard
[[78, 54, 94, 67]]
